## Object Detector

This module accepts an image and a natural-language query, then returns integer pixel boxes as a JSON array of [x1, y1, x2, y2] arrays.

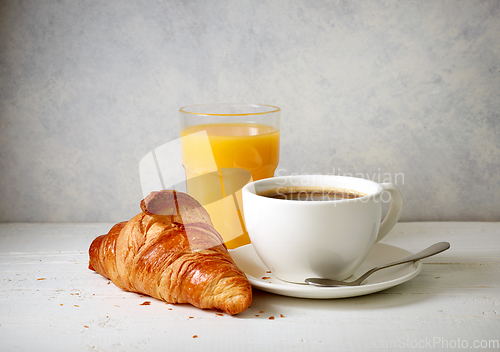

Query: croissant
[[88, 190, 252, 315]]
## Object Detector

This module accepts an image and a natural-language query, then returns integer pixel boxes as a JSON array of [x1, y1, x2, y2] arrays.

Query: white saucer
[[229, 243, 423, 299]]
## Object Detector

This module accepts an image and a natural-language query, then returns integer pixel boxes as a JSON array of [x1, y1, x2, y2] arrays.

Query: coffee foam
[[257, 186, 367, 200]]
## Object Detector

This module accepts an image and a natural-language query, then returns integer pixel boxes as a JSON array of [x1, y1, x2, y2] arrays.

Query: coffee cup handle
[[376, 183, 404, 242]]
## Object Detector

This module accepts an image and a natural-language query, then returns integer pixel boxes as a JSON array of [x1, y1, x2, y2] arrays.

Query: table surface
[[0, 222, 499, 351]]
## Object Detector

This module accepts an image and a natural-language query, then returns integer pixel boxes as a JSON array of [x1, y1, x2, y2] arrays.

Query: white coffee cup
[[242, 175, 403, 284]]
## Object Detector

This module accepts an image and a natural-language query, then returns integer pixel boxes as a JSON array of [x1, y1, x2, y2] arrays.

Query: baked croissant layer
[[89, 190, 252, 315]]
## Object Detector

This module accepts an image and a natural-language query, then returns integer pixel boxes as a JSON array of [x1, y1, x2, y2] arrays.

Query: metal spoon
[[305, 242, 450, 287]]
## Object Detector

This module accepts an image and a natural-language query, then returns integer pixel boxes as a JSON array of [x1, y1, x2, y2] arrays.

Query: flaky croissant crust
[[89, 190, 252, 315]]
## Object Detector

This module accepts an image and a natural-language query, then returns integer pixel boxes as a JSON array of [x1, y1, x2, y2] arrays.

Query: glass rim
[[179, 103, 280, 117]]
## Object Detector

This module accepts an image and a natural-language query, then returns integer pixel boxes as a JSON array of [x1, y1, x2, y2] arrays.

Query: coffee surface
[[257, 186, 366, 201]]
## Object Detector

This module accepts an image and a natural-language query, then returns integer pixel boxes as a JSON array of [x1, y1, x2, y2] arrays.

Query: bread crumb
[[140, 301, 151, 306], [193, 335, 198, 338], [37, 278, 45, 281], [269, 316, 275, 320], [262, 277, 271, 280]]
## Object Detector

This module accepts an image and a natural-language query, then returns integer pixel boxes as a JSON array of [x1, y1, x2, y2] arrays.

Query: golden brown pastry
[[89, 190, 252, 315]]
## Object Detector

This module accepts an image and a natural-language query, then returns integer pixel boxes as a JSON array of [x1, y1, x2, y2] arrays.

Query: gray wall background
[[1, 0, 499, 223]]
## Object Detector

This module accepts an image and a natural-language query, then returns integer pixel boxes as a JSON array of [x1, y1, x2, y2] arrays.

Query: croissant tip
[[222, 290, 253, 315]]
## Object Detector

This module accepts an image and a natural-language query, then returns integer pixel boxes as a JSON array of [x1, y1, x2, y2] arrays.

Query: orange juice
[[180, 123, 280, 248]]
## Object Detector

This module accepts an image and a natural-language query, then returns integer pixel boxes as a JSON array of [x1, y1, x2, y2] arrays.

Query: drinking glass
[[179, 104, 280, 248]]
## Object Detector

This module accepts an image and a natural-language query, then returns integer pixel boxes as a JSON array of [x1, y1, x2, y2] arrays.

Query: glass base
[[225, 232, 251, 249]]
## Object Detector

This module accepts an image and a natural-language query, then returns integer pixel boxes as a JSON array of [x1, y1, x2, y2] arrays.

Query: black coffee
[[258, 186, 366, 201]]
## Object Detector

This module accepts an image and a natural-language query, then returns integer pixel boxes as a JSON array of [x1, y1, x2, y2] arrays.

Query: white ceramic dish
[[242, 175, 404, 283], [229, 243, 423, 299]]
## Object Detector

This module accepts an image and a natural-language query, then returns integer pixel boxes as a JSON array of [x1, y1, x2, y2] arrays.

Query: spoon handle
[[356, 242, 450, 283]]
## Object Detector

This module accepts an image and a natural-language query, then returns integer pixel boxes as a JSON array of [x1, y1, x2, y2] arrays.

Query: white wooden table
[[0, 222, 499, 351]]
